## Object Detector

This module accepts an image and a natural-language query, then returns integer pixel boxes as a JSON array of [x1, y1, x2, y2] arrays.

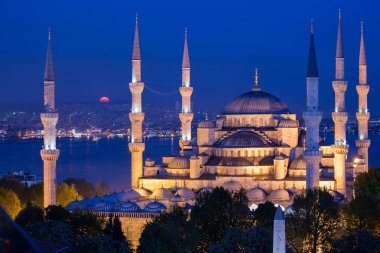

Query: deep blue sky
[[0, 0, 378, 117]]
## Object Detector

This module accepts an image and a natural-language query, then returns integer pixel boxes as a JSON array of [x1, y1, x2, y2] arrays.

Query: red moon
[[99, 97, 110, 103]]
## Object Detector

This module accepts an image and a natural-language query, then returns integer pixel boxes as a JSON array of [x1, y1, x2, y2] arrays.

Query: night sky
[[0, 0, 378, 117]]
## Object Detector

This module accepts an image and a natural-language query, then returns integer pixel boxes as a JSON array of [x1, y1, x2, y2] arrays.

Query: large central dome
[[223, 90, 290, 115]]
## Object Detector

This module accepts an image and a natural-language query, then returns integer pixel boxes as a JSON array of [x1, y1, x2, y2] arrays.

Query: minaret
[[129, 15, 145, 189], [303, 21, 322, 189], [355, 22, 371, 172], [331, 9, 348, 196], [179, 28, 193, 149], [40, 28, 60, 207], [273, 206, 285, 253]]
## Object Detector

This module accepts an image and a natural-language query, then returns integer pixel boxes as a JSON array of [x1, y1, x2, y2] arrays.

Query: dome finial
[[48, 27, 51, 41], [310, 18, 314, 34], [205, 113, 208, 121], [253, 67, 260, 91]]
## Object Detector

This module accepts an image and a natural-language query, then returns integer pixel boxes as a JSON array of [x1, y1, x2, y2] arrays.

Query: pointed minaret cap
[[307, 19, 319, 77], [252, 67, 260, 91], [132, 14, 141, 60], [44, 27, 54, 81], [274, 205, 284, 220], [336, 9, 344, 58], [359, 21, 366, 66], [182, 27, 190, 69]]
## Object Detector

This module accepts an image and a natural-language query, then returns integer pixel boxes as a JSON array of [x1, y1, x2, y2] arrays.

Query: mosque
[[39, 11, 371, 249]]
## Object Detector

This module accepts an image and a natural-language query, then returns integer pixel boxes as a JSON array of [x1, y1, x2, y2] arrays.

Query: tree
[[137, 206, 196, 253], [104, 214, 113, 236], [69, 235, 133, 253], [28, 182, 44, 208], [69, 211, 104, 236], [342, 169, 380, 236], [57, 183, 82, 207], [63, 178, 95, 198], [15, 203, 44, 228], [0, 177, 29, 205], [96, 180, 110, 196], [25, 220, 74, 246], [0, 187, 22, 219], [209, 227, 272, 253], [190, 187, 254, 252], [45, 205, 70, 222], [253, 201, 276, 233], [112, 216, 126, 241], [286, 188, 340, 253], [329, 230, 380, 253]]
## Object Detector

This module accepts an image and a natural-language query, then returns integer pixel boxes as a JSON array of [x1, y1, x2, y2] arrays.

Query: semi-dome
[[66, 200, 81, 211], [176, 188, 196, 199], [222, 180, 242, 192], [151, 188, 172, 199], [144, 201, 167, 212], [117, 189, 142, 201], [278, 118, 298, 128], [246, 188, 267, 201], [134, 188, 152, 197], [168, 156, 189, 169], [220, 131, 269, 148], [268, 189, 290, 201], [223, 90, 290, 115], [170, 194, 184, 203], [289, 156, 307, 170]]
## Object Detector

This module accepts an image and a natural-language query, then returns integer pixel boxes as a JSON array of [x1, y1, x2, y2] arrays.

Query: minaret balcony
[[355, 139, 371, 149], [356, 84, 370, 95], [41, 149, 60, 160], [179, 87, 193, 97], [129, 142, 146, 152], [179, 113, 194, 123], [129, 112, 145, 123], [332, 112, 348, 123], [331, 144, 349, 155], [332, 80, 347, 93], [356, 112, 370, 121], [129, 82, 144, 94]]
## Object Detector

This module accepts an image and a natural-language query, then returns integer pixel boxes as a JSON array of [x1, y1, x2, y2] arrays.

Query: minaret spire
[[129, 15, 145, 189], [336, 9, 344, 60], [356, 21, 371, 172], [179, 27, 194, 150], [132, 14, 141, 61], [331, 9, 348, 196], [41, 27, 60, 207], [252, 67, 260, 91], [307, 21, 318, 78], [44, 27, 55, 82], [303, 19, 322, 190]]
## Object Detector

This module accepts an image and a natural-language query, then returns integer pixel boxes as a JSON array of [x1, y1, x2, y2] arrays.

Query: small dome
[[66, 200, 81, 211], [117, 189, 142, 202], [268, 189, 290, 201], [118, 201, 141, 212], [170, 194, 184, 202], [198, 120, 216, 128], [134, 188, 152, 197], [246, 188, 267, 201], [176, 188, 196, 199], [93, 200, 108, 211], [222, 181, 242, 192], [102, 193, 119, 204], [278, 118, 298, 128], [168, 157, 190, 169], [220, 131, 269, 148], [223, 90, 290, 115], [151, 188, 172, 199], [144, 201, 167, 212], [289, 156, 306, 170]]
